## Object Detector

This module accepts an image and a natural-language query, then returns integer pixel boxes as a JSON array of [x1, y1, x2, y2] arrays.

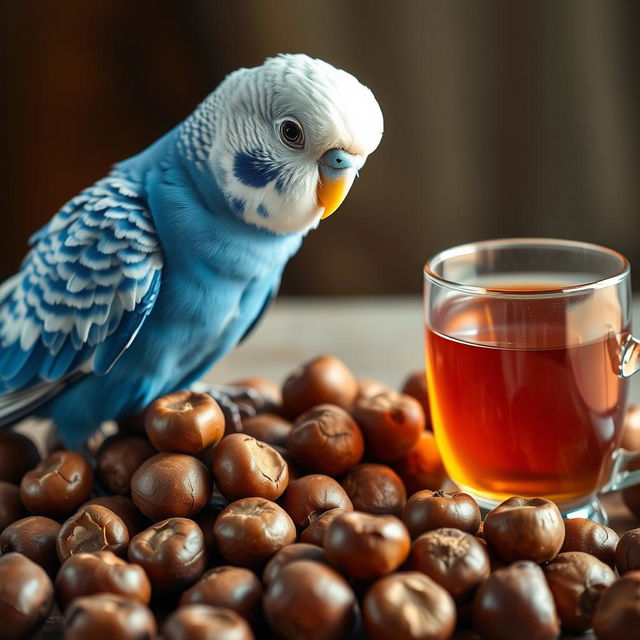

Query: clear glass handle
[[620, 334, 640, 377], [601, 448, 640, 493]]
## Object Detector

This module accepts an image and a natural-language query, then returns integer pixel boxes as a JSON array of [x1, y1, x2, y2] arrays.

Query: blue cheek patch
[[256, 204, 269, 218], [229, 197, 246, 215], [233, 152, 281, 188]]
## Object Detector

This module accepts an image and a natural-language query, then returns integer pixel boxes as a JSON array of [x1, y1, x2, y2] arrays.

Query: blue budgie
[[0, 54, 383, 446]]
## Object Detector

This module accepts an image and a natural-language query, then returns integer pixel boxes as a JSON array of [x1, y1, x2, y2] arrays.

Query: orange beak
[[317, 167, 357, 219]]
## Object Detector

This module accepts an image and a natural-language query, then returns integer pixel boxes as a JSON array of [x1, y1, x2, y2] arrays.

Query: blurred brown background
[[1, 0, 639, 294]]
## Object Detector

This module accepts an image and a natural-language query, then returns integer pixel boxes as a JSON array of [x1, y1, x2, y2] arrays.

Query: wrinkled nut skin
[[400, 370, 432, 429], [84, 495, 148, 538], [20, 450, 93, 518], [483, 496, 565, 564], [352, 391, 425, 462], [56, 504, 129, 563], [363, 571, 456, 640], [264, 560, 356, 640], [163, 604, 255, 640], [616, 528, 640, 574], [621, 404, 640, 451], [97, 436, 156, 495], [213, 498, 296, 569], [131, 452, 213, 521], [241, 413, 292, 448], [287, 404, 364, 476], [212, 434, 289, 501], [282, 355, 359, 417], [0, 432, 40, 484], [145, 390, 225, 454], [180, 566, 263, 622], [263, 543, 328, 586], [0, 552, 54, 640], [323, 511, 411, 580], [561, 517, 618, 569], [0, 516, 61, 576], [341, 464, 406, 518], [128, 517, 206, 591], [392, 431, 447, 494], [543, 551, 615, 632], [592, 571, 640, 640], [403, 489, 480, 539], [64, 593, 157, 640], [472, 560, 561, 640], [0, 481, 25, 531], [55, 550, 152, 610], [281, 474, 353, 529], [408, 528, 490, 603], [299, 508, 345, 546]]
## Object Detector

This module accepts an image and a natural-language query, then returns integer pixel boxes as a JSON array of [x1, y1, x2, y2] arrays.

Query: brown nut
[[56, 504, 129, 563], [241, 413, 292, 447], [341, 463, 406, 518], [282, 355, 358, 417], [483, 496, 564, 564], [472, 560, 560, 639], [352, 391, 425, 462], [543, 551, 615, 631], [287, 404, 364, 476], [128, 517, 206, 591], [357, 379, 391, 400], [55, 550, 152, 610], [213, 498, 296, 569], [212, 434, 289, 501], [96, 436, 156, 495], [363, 571, 456, 640], [299, 508, 346, 547], [145, 390, 225, 454], [0, 432, 40, 485], [324, 511, 411, 580], [616, 527, 640, 574], [281, 474, 353, 529], [20, 450, 93, 518], [163, 604, 255, 640], [0, 552, 54, 640], [263, 543, 329, 586], [180, 566, 263, 622], [0, 481, 25, 531], [64, 593, 157, 640], [264, 559, 356, 640], [408, 528, 490, 603], [229, 376, 282, 414], [84, 495, 149, 538], [131, 452, 213, 521], [400, 370, 432, 428], [592, 571, 640, 640], [561, 517, 618, 569], [403, 489, 480, 538], [392, 431, 446, 494], [0, 516, 61, 576]]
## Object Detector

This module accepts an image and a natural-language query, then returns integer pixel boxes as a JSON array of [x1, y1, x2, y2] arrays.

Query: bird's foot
[[190, 383, 266, 434]]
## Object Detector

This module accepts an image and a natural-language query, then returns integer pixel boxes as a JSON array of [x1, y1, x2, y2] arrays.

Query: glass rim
[[424, 237, 630, 297]]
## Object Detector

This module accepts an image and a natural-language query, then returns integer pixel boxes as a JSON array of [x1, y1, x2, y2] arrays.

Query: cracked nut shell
[[212, 433, 289, 501], [543, 551, 615, 631], [483, 496, 564, 564], [287, 404, 364, 476]]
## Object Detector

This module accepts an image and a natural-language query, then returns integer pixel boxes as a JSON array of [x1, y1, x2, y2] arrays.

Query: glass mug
[[424, 238, 640, 523]]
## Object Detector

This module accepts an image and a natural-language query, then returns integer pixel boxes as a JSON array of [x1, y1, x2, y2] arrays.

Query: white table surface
[[205, 295, 640, 404]]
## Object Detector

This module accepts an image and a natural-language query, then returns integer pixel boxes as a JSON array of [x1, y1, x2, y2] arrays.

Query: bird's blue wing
[[0, 172, 162, 424]]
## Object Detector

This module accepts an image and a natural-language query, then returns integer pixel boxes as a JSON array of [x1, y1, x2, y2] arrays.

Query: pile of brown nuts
[[1, 354, 640, 640]]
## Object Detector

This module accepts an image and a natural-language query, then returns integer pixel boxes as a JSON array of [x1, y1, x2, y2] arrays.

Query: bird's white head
[[178, 54, 384, 234]]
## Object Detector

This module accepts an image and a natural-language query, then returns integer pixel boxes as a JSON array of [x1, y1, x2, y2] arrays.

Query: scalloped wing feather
[[0, 172, 162, 421]]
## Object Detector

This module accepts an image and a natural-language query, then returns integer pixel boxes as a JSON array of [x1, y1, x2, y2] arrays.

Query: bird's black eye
[[279, 120, 304, 149]]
